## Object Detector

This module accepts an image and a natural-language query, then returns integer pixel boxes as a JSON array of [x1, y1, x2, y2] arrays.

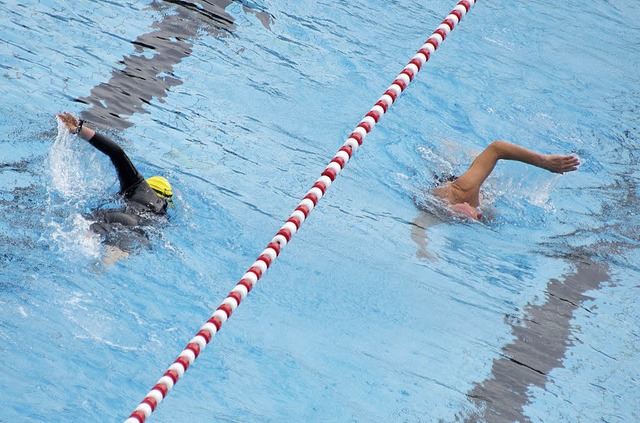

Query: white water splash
[[417, 145, 456, 176], [45, 118, 113, 258], [46, 118, 112, 201], [527, 175, 559, 210], [47, 213, 102, 259]]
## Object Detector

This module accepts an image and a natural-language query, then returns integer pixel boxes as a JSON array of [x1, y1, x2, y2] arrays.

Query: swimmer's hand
[[56, 112, 94, 140], [57, 112, 81, 133], [540, 154, 580, 174]]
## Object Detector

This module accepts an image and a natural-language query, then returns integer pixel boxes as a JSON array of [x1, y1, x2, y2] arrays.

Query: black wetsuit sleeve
[[87, 132, 144, 194]]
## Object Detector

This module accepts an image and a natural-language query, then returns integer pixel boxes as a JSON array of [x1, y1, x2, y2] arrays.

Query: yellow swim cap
[[146, 176, 173, 198]]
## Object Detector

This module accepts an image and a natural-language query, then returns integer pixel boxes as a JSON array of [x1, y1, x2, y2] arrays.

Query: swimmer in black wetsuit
[[57, 112, 173, 263]]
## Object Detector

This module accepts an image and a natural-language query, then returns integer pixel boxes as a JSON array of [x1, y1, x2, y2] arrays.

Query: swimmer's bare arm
[[446, 140, 580, 206], [483, 140, 580, 173], [56, 112, 95, 140]]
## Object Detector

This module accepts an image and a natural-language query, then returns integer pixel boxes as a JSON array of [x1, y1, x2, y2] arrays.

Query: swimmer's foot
[[541, 154, 580, 174]]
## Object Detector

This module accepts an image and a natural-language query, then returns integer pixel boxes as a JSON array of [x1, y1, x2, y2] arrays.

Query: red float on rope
[[125, 1, 477, 421]]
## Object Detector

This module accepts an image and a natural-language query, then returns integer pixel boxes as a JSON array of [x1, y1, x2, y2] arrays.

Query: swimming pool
[[1, 0, 639, 421]]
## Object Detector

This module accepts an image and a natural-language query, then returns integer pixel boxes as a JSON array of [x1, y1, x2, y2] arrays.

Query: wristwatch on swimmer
[[72, 119, 84, 135]]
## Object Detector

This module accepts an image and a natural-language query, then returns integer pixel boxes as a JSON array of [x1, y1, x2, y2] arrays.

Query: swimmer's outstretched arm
[[486, 140, 580, 174], [56, 112, 143, 191], [458, 140, 580, 191], [459, 140, 578, 194]]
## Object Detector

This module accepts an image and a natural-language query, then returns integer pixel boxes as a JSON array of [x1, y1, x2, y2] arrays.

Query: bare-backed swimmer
[[411, 140, 579, 259], [57, 112, 174, 264], [433, 140, 580, 220]]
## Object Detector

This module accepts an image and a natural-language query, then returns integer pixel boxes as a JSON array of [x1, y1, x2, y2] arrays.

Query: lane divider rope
[[126, 1, 477, 421]]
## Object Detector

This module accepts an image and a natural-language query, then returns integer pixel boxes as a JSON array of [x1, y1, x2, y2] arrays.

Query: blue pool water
[[1, 0, 639, 421]]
